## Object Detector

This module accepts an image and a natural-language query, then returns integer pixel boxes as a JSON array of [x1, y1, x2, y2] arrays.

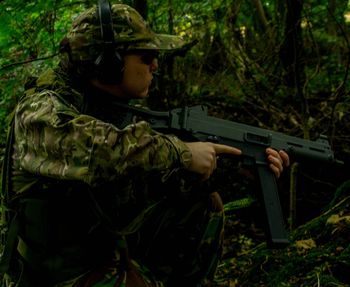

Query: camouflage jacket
[[5, 68, 193, 282], [12, 68, 191, 194]]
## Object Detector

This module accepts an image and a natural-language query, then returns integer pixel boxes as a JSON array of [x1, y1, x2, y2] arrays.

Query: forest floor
[[213, 180, 350, 287]]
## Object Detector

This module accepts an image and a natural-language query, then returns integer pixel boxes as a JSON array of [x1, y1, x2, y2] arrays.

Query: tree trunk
[[147, 0, 175, 109], [327, 0, 337, 36], [280, 0, 309, 138], [251, 0, 273, 41], [274, 0, 286, 40]]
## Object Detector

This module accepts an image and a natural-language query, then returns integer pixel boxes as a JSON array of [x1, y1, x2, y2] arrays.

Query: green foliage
[[0, 0, 349, 284], [1, 0, 349, 139], [0, 0, 87, 150], [215, 181, 350, 286], [0, 0, 349, 193]]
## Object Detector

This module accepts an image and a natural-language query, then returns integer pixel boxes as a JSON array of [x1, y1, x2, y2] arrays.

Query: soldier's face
[[91, 51, 158, 99], [119, 53, 158, 98]]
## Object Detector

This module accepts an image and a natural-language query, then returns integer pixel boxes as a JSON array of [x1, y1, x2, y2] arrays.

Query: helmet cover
[[64, 4, 185, 62]]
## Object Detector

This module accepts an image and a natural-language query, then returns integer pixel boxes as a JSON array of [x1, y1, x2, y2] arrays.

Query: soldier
[[0, 2, 289, 287]]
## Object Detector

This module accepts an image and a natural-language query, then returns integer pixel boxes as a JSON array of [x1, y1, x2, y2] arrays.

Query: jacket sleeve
[[13, 91, 192, 187]]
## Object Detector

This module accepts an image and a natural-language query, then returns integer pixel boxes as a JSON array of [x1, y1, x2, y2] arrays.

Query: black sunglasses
[[125, 50, 159, 65]]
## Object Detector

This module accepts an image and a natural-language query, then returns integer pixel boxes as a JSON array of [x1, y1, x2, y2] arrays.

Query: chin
[[137, 91, 149, 98]]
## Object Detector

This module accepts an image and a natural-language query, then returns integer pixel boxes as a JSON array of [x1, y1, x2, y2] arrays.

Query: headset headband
[[98, 0, 115, 48], [95, 0, 124, 84]]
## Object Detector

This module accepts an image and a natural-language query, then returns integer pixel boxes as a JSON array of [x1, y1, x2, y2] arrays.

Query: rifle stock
[[115, 103, 340, 247]]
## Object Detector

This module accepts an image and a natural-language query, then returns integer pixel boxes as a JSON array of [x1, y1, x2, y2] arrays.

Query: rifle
[[115, 102, 340, 247]]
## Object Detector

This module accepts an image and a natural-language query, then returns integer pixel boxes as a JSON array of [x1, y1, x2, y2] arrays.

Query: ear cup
[[95, 48, 124, 84], [95, 0, 124, 84]]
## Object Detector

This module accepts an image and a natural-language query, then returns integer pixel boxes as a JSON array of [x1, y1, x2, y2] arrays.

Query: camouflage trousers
[[2, 192, 224, 287]]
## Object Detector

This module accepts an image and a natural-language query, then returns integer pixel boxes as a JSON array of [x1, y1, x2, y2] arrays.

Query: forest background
[[1, 0, 350, 286]]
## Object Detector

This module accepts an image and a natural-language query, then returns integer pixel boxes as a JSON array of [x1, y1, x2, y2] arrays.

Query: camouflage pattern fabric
[[12, 68, 191, 192], [1, 3, 225, 285], [127, 192, 225, 287], [1, 67, 225, 286], [52, 192, 224, 287], [64, 4, 185, 63]]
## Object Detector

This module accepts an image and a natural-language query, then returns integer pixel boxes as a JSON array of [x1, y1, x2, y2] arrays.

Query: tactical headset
[[95, 0, 124, 84]]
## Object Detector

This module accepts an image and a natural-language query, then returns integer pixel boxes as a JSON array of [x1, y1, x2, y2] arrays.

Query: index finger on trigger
[[212, 143, 242, 156]]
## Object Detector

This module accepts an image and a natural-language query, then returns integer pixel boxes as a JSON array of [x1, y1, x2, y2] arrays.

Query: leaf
[[326, 214, 350, 225], [295, 239, 316, 253]]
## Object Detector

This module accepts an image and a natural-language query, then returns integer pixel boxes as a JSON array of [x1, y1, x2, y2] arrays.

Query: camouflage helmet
[[64, 4, 185, 62]]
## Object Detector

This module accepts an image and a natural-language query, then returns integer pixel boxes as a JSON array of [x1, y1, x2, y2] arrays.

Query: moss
[[215, 180, 350, 286]]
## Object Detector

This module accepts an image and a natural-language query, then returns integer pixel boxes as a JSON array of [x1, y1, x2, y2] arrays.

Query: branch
[[0, 53, 60, 73]]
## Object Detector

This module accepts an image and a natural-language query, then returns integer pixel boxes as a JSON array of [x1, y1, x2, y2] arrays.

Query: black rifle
[[115, 102, 340, 247]]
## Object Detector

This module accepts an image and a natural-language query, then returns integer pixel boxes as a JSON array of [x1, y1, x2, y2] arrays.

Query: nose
[[150, 59, 158, 73]]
